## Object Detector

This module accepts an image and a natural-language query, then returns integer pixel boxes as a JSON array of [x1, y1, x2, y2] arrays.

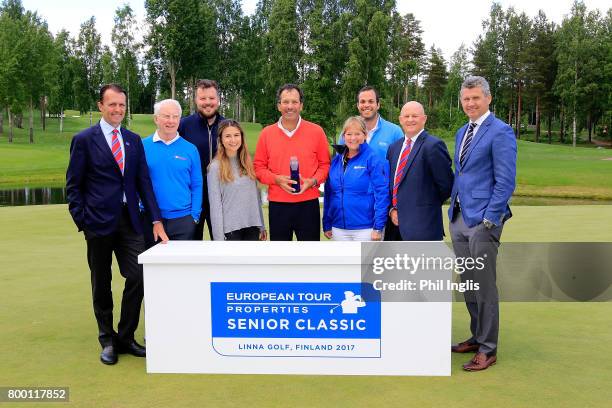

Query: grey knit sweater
[[207, 156, 265, 240]]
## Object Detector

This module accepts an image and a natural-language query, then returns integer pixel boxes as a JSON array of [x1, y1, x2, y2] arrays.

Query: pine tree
[[340, 0, 393, 119], [526, 10, 557, 143], [503, 9, 531, 138], [301, 0, 350, 139], [388, 12, 425, 108], [472, 3, 508, 117], [423, 46, 448, 111], [260, 0, 300, 126]]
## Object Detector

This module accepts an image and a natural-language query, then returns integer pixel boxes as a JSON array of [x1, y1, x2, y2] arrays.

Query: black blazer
[[66, 123, 161, 236], [387, 130, 453, 240]]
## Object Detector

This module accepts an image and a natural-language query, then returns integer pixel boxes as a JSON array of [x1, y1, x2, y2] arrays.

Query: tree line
[[0, 0, 610, 146]]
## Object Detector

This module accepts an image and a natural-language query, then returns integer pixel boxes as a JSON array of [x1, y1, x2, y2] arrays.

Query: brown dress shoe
[[463, 352, 497, 371], [451, 340, 479, 353]]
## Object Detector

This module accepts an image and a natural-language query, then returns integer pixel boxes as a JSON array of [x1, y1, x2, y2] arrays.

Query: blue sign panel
[[210, 282, 381, 357]]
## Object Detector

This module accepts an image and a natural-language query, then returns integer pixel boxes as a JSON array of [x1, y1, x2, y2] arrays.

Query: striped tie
[[392, 139, 412, 207], [459, 122, 477, 167], [111, 129, 124, 173]]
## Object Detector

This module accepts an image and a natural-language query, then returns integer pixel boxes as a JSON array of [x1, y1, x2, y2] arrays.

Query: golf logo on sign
[[332, 290, 365, 314], [210, 282, 381, 357]]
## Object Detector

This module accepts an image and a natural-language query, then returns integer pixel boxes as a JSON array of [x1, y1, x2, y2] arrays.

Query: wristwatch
[[483, 219, 496, 229]]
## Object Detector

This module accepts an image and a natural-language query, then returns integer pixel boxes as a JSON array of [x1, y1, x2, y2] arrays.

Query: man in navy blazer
[[448, 76, 517, 371], [66, 84, 168, 365], [385, 101, 453, 241]]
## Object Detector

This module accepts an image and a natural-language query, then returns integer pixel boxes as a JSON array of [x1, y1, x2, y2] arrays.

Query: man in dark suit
[[448, 76, 517, 371], [66, 84, 169, 365], [178, 79, 225, 240], [385, 101, 453, 241]]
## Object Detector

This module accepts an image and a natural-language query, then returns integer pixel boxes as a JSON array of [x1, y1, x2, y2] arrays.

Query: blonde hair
[[211, 119, 256, 183], [342, 116, 367, 136]]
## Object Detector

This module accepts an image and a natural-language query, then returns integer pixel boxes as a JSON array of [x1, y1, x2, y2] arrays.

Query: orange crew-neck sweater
[[254, 119, 330, 203]]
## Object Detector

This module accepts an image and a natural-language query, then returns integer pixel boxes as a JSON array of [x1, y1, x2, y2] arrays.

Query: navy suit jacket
[[387, 131, 454, 240], [448, 113, 517, 227], [66, 123, 161, 236]]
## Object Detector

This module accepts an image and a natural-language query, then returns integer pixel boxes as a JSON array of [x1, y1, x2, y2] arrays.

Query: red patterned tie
[[392, 139, 412, 207], [111, 129, 124, 173]]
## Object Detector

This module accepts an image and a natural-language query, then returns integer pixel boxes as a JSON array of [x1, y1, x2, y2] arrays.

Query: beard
[[198, 107, 218, 120]]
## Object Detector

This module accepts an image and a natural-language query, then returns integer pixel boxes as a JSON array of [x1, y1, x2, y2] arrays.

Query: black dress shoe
[[100, 346, 118, 365], [117, 340, 146, 357]]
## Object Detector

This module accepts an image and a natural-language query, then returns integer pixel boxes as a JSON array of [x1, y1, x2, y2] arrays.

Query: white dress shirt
[[99, 117, 126, 163], [99, 118, 126, 202], [393, 129, 424, 178], [366, 115, 380, 143], [458, 110, 490, 154]]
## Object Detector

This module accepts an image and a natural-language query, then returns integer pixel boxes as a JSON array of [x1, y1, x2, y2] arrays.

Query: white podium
[[139, 241, 451, 376]]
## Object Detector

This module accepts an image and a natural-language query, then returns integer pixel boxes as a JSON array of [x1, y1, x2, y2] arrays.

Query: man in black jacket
[[66, 84, 168, 365], [178, 79, 225, 240]]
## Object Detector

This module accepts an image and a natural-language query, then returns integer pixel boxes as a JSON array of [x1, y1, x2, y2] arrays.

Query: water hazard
[[0, 187, 66, 206]]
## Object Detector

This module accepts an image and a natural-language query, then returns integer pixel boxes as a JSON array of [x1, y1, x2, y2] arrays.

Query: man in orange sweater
[[254, 84, 331, 241]]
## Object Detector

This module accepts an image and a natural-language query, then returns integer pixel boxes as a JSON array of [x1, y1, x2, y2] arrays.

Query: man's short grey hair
[[153, 99, 182, 116], [461, 76, 491, 97]]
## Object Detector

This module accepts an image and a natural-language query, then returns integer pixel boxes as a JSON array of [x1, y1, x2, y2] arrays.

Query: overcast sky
[[22, 0, 611, 60]]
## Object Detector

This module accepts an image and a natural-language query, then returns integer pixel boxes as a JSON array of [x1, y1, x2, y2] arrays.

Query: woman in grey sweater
[[207, 120, 267, 241]]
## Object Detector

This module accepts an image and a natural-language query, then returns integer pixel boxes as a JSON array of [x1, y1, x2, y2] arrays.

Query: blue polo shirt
[[142, 132, 203, 221]]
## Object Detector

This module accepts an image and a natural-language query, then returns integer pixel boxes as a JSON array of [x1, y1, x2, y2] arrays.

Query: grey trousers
[[450, 209, 503, 355]]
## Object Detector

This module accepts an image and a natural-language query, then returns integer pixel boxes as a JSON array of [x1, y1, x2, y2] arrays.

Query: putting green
[[0, 205, 610, 407]]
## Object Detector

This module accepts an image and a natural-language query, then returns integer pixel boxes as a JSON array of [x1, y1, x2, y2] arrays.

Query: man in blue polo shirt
[[142, 99, 203, 246], [339, 86, 404, 160]]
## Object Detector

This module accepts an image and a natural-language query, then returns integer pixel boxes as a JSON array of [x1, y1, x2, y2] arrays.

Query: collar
[[99, 117, 120, 136], [404, 129, 424, 146], [471, 111, 491, 128], [277, 116, 302, 137], [365, 115, 380, 143], [153, 131, 180, 145], [368, 115, 380, 135]]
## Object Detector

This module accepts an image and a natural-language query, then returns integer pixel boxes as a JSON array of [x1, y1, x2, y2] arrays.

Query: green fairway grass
[[1, 204, 610, 407], [1, 112, 612, 202]]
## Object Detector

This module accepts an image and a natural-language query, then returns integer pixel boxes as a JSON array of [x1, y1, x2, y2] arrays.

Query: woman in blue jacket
[[323, 116, 390, 241]]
